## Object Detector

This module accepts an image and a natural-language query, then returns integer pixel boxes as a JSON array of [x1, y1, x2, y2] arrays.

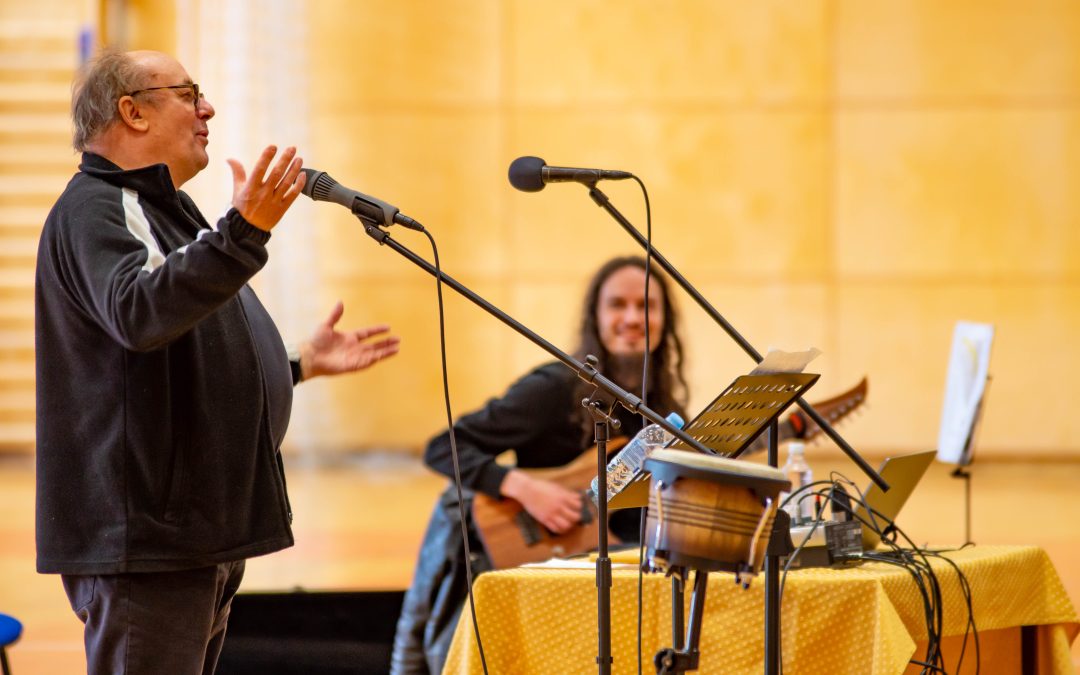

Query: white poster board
[[936, 321, 994, 465]]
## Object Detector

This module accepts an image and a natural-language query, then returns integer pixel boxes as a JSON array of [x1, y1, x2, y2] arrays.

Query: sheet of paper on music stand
[[937, 321, 994, 465], [750, 347, 822, 375]]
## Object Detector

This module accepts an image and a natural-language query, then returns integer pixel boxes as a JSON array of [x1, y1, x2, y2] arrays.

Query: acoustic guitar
[[472, 378, 868, 569]]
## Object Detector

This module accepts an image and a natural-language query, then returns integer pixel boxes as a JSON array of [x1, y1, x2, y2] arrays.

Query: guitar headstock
[[788, 376, 868, 442]]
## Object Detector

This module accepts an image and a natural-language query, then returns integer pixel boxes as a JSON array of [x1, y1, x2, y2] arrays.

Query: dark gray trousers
[[61, 561, 245, 675]]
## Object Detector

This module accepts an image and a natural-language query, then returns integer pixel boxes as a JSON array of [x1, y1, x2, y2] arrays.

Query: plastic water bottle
[[781, 442, 814, 524], [590, 412, 685, 504]]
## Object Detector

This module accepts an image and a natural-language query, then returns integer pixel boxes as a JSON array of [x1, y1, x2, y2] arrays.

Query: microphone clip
[[581, 355, 621, 430]]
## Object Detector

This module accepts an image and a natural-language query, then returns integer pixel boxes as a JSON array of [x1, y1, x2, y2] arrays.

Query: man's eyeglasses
[[127, 83, 202, 110]]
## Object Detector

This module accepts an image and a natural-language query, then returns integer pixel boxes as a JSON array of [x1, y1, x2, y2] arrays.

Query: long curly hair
[[572, 256, 688, 439]]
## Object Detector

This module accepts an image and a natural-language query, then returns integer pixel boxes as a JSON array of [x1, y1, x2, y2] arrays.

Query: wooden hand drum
[[643, 448, 790, 581]]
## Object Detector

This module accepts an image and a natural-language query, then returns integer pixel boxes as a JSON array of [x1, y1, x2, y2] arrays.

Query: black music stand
[[667, 372, 819, 458], [950, 374, 991, 546], [607, 371, 818, 674], [608, 372, 818, 511]]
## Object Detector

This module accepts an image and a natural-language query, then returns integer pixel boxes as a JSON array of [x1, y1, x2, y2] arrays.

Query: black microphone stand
[[586, 184, 887, 491], [765, 420, 782, 670], [582, 182, 888, 675], [585, 384, 617, 675], [356, 222, 715, 675]]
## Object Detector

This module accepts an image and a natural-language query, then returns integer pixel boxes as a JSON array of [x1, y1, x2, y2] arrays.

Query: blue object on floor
[[0, 612, 21, 675]]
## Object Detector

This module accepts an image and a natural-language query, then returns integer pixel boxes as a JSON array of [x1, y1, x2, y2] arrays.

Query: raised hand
[[298, 301, 401, 380], [226, 145, 306, 231]]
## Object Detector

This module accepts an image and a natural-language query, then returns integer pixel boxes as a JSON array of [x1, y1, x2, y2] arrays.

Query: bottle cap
[[788, 441, 806, 455], [665, 412, 685, 428]]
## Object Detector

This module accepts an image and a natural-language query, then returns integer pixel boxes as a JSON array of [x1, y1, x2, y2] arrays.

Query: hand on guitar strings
[[501, 470, 584, 534]]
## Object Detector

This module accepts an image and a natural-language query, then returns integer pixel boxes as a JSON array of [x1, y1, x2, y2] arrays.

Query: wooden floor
[[2, 452, 1078, 672]]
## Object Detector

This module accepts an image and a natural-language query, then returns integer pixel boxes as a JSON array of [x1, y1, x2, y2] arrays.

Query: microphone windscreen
[[299, 168, 338, 204], [508, 156, 547, 192], [299, 168, 321, 199]]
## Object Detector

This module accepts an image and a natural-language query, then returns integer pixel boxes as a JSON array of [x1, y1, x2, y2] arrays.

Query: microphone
[[300, 168, 424, 232], [508, 156, 632, 192]]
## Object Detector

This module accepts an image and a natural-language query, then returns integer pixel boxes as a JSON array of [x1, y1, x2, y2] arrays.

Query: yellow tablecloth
[[444, 545, 1078, 674]]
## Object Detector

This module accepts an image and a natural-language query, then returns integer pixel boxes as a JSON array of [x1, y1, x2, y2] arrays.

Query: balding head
[[125, 50, 181, 85]]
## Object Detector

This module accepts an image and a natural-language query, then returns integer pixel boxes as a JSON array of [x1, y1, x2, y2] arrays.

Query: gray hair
[[71, 48, 148, 152]]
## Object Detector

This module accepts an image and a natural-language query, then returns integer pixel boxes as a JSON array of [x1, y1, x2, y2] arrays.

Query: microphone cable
[[915, 549, 980, 674], [826, 475, 947, 672], [633, 174, 653, 675], [299, 171, 488, 670], [781, 472, 980, 675], [778, 478, 844, 607], [857, 506, 952, 674], [421, 228, 490, 675]]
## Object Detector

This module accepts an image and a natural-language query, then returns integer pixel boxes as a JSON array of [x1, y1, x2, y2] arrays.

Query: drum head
[[645, 448, 790, 498]]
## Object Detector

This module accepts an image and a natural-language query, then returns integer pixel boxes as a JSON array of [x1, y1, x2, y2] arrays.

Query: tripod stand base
[[653, 568, 709, 674], [654, 647, 698, 675]]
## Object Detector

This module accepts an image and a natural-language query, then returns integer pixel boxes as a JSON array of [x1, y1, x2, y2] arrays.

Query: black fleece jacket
[[35, 153, 295, 574]]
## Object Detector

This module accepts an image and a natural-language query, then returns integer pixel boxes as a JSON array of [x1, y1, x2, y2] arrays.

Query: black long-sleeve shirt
[[425, 362, 672, 543], [423, 362, 649, 499]]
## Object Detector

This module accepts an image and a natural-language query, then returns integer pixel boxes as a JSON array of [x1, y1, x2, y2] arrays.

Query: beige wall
[[305, 0, 1080, 459], [0, 0, 90, 452], [4, 1, 1079, 460]]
